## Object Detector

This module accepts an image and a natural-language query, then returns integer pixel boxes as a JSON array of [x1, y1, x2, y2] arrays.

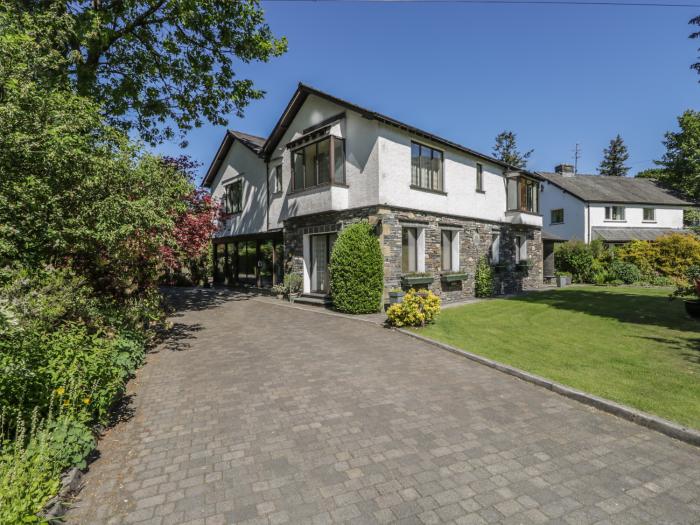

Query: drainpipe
[[587, 204, 591, 243], [265, 159, 270, 233]]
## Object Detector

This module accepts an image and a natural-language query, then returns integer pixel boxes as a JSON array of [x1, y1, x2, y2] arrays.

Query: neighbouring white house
[[203, 83, 545, 302], [538, 163, 694, 278]]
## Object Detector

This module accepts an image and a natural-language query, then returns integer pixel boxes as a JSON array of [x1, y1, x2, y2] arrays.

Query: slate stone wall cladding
[[283, 206, 543, 300]]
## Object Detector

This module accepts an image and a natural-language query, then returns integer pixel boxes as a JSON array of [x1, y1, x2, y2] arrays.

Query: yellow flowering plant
[[386, 288, 441, 327]]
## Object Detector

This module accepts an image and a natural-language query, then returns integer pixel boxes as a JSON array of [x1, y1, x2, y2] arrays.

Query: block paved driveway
[[66, 288, 700, 525]]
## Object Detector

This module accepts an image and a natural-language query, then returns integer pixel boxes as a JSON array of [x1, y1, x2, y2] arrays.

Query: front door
[[310, 233, 336, 293]]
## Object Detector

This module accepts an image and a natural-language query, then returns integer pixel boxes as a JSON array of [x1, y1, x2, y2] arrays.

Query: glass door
[[310, 233, 336, 293]]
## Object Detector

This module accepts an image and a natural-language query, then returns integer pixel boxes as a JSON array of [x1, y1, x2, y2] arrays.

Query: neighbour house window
[[225, 180, 242, 214], [605, 206, 625, 221], [643, 207, 656, 222], [550, 208, 564, 224], [291, 136, 345, 191], [274, 165, 283, 193], [490, 233, 500, 264], [476, 163, 484, 192], [507, 176, 539, 214], [514, 235, 528, 263], [411, 142, 444, 192], [441, 230, 458, 272], [402, 227, 418, 273]]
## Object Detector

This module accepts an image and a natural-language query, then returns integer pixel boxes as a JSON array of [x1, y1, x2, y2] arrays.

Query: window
[[643, 208, 656, 222], [274, 165, 282, 193], [507, 176, 539, 214], [225, 180, 242, 214], [402, 227, 418, 273], [605, 206, 625, 221], [411, 142, 443, 192], [514, 234, 528, 263], [550, 208, 564, 224], [490, 233, 500, 264], [441, 230, 458, 271], [476, 163, 484, 192], [291, 136, 345, 191]]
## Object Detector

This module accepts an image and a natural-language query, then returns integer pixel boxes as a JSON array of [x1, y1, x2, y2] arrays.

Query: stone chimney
[[554, 164, 575, 177]]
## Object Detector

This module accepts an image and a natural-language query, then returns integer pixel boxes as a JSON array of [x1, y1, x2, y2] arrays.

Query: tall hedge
[[330, 222, 384, 314]]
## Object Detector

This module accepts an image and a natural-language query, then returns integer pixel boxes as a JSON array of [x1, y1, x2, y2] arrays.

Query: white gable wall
[[540, 181, 587, 241], [210, 141, 267, 237]]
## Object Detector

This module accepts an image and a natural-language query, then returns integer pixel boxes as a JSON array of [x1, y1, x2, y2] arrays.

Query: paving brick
[[65, 290, 700, 525]]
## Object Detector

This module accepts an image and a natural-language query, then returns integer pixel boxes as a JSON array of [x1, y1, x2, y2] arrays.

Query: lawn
[[418, 286, 700, 430]]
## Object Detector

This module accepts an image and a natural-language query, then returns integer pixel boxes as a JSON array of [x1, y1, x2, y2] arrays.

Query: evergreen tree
[[598, 135, 630, 177], [492, 131, 533, 168], [655, 110, 700, 201]]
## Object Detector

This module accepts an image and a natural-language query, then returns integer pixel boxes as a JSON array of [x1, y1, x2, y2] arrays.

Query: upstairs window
[[274, 165, 283, 193], [550, 208, 564, 224], [507, 175, 539, 214], [643, 207, 656, 222], [225, 180, 242, 214], [411, 142, 443, 192], [476, 163, 484, 192], [605, 206, 625, 221], [291, 136, 345, 191]]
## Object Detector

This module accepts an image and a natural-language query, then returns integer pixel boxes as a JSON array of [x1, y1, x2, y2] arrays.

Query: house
[[203, 83, 544, 302], [539, 163, 693, 279]]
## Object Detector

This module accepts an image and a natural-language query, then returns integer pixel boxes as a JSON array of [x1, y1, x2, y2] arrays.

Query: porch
[[212, 231, 285, 288]]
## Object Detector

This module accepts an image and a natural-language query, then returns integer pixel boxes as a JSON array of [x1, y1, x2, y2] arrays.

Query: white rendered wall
[[589, 204, 684, 230], [539, 181, 587, 241]]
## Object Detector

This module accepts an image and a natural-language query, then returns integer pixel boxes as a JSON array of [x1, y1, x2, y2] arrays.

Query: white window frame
[[643, 207, 656, 222], [401, 225, 426, 273], [490, 233, 501, 264], [514, 234, 528, 263], [441, 229, 460, 272], [605, 206, 625, 221]]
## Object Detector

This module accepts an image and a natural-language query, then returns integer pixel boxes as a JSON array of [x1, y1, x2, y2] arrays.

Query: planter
[[388, 291, 405, 304], [556, 275, 571, 287], [401, 275, 434, 289], [288, 292, 299, 303], [441, 272, 468, 283], [276, 294, 284, 300], [685, 299, 700, 319]]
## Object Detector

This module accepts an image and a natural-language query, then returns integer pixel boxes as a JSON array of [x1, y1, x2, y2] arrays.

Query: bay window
[[507, 175, 539, 214], [411, 142, 443, 192], [291, 136, 345, 191]]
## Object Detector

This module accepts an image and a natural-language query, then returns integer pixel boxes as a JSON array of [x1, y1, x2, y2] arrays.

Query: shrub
[[386, 289, 441, 327], [330, 223, 384, 314], [607, 260, 642, 285], [283, 273, 302, 295], [673, 264, 700, 298], [616, 233, 700, 280], [474, 256, 493, 297], [554, 240, 596, 282]]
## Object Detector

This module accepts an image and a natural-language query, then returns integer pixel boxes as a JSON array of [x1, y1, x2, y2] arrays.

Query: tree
[[16, 1, 287, 145], [690, 15, 700, 79], [598, 135, 630, 177], [654, 110, 700, 201], [492, 131, 533, 168], [635, 168, 667, 179]]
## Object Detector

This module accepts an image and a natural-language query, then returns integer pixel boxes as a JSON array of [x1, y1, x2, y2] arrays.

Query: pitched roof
[[592, 227, 690, 242], [538, 172, 692, 206], [202, 130, 266, 187], [260, 83, 523, 172]]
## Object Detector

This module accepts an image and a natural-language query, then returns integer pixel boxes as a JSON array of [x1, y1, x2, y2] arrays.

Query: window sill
[[603, 220, 626, 223], [410, 184, 447, 196], [506, 209, 542, 217], [550, 222, 564, 226], [475, 189, 486, 194], [642, 220, 657, 224]]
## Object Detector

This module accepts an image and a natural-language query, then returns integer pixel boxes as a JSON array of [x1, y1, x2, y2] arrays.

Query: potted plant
[[555, 271, 571, 287], [401, 272, 434, 288], [388, 288, 405, 304], [283, 273, 302, 302], [271, 283, 286, 300], [441, 271, 469, 283], [673, 265, 700, 319]]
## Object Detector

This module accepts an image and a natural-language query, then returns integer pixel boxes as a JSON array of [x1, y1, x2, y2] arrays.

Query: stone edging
[[40, 467, 83, 522], [397, 328, 700, 448]]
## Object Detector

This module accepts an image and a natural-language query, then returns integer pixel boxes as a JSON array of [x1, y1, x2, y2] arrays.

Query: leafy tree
[[635, 168, 667, 179], [492, 131, 533, 168], [654, 110, 700, 201], [15, 1, 287, 144], [598, 134, 630, 177]]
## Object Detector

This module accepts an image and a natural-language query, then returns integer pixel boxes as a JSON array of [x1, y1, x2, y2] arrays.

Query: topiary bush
[[329, 222, 384, 314], [474, 256, 494, 297], [386, 289, 441, 327]]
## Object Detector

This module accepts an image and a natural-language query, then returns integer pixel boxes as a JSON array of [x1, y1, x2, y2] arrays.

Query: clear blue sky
[[153, 0, 700, 181]]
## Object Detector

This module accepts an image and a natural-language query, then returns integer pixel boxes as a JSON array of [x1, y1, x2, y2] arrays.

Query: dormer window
[[507, 175, 539, 214], [291, 136, 345, 191]]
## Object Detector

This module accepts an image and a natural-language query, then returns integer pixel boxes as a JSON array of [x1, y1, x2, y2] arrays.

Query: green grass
[[418, 286, 700, 430]]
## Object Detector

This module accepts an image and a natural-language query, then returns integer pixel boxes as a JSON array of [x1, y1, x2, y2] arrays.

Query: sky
[[152, 0, 700, 181]]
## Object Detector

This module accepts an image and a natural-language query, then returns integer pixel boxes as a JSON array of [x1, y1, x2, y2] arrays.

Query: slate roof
[[592, 227, 691, 242], [202, 130, 266, 187], [538, 172, 692, 206], [229, 130, 266, 154]]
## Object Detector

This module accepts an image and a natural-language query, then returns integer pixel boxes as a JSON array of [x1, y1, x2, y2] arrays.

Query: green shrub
[[474, 256, 493, 297], [283, 273, 303, 295], [386, 289, 441, 327], [607, 260, 642, 285], [616, 233, 700, 279], [555, 240, 596, 282], [330, 223, 384, 314], [44, 416, 95, 470]]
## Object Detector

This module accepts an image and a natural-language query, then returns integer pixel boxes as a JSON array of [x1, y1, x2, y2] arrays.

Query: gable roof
[[202, 130, 266, 187], [538, 172, 692, 206], [260, 83, 519, 171]]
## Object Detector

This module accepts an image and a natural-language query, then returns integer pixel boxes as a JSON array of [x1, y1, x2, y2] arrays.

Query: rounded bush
[[608, 260, 642, 285], [330, 222, 384, 314], [386, 289, 441, 327]]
